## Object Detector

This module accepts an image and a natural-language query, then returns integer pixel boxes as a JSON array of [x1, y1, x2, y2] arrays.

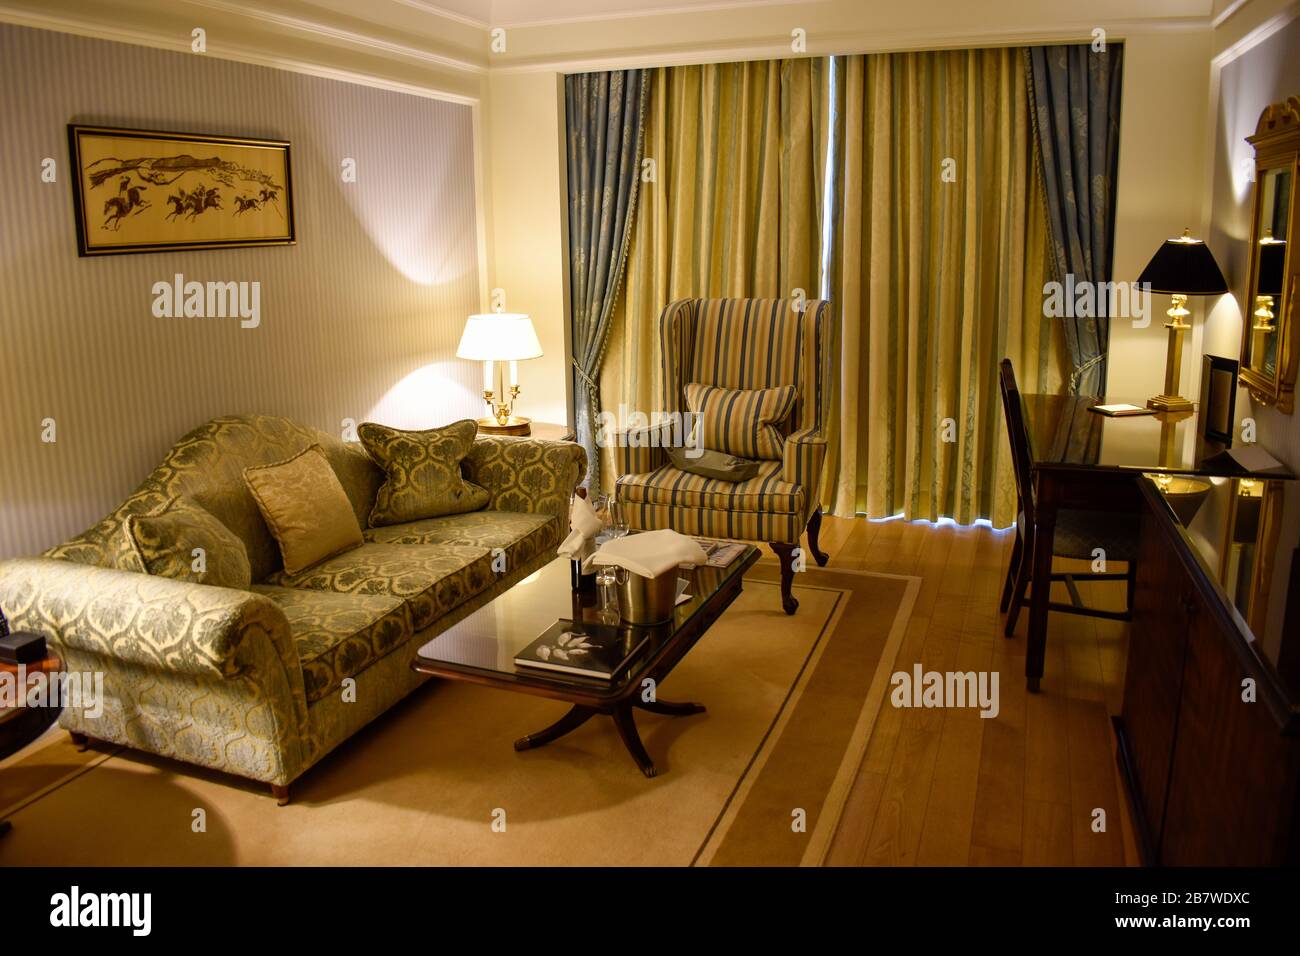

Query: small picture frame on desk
[[1199, 354, 1239, 446]]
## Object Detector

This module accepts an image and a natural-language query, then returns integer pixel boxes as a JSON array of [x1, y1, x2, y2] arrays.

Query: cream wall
[[482, 70, 572, 426], [1201, 1, 1300, 659]]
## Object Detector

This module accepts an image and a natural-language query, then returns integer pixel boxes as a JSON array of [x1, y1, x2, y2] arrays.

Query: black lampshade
[[1138, 233, 1229, 295], [1258, 239, 1286, 296]]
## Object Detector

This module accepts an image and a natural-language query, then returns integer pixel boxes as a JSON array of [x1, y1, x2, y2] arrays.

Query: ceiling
[[387, 0, 819, 28]]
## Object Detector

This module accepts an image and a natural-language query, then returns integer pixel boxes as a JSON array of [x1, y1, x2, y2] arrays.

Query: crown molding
[[490, 0, 813, 30], [1211, 2, 1299, 66], [490, 16, 1211, 74], [393, 0, 491, 30], [185, 0, 486, 74], [0, 4, 481, 104]]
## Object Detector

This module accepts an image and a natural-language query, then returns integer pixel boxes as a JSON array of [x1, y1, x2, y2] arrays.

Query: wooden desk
[[1019, 393, 1292, 691]]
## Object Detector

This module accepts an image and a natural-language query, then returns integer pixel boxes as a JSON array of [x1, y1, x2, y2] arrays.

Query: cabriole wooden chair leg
[[806, 506, 830, 567], [271, 784, 290, 806], [770, 542, 799, 615]]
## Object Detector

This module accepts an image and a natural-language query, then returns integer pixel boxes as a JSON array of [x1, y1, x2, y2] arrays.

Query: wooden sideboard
[[1114, 477, 1300, 865]]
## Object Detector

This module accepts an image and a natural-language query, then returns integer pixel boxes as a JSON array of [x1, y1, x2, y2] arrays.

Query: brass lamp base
[[1146, 394, 1194, 413], [476, 416, 532, 436]]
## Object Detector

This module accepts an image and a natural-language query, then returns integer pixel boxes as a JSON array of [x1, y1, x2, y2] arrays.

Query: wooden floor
[[813, 514, 1138, 867]]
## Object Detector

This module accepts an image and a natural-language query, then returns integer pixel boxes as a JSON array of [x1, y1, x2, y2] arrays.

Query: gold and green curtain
[[824, 49, 1066, 527], [1026, 44, 1125, 396], [565, 69, 649, 489], [599, 59, 831, 482], [590, 47, 1112, 525]]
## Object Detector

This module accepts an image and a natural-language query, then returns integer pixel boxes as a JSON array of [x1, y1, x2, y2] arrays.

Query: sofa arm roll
[[782, 427, 827, 503], [465, 436, 586, 517], [0, 558, 296, 681]]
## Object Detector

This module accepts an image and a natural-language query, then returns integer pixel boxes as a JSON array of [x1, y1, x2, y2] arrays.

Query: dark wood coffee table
[[1, 654, 63, 837], [412, 548, 759, 777]]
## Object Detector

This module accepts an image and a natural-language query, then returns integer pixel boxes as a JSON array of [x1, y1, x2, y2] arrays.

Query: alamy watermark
[[0, 666, 105, 718], [1043, 275, 1153, 328], [890, 664, 1000, 719], [594, 405, 704, 458], [151, 273, 260, 329]]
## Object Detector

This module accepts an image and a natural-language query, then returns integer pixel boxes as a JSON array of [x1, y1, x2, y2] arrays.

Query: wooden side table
[[480, 421, 574, 442], [0, 654, 63, 837]]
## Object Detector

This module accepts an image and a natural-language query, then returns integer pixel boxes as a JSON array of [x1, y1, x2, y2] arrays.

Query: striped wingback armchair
[[613, 297, 832, 614]]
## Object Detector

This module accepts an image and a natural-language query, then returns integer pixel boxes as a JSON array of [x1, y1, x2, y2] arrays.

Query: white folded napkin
[[557, 493, 605, 565], [590, 528, 708, 578]]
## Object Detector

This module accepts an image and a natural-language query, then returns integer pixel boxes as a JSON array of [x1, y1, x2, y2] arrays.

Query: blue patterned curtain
[[565, 69, 648, 487], [1026, 43, 1124, 396]]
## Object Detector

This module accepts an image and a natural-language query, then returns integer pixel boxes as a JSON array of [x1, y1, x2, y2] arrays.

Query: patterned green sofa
[[0, 414, 583, 803]]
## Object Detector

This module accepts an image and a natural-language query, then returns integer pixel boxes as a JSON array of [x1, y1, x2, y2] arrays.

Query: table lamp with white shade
[[456, 312, 543, 435]]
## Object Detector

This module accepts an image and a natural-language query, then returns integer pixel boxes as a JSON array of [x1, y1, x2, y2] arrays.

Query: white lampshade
[[456, 313, 543, 361]]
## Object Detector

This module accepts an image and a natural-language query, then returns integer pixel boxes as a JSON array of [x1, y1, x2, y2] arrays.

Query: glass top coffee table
[[412, 547, 759, 777]]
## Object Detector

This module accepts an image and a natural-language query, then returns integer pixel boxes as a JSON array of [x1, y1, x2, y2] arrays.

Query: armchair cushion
[[666, 446, 760, 482], [618, 460, 803, 515], [684, 382, 797, 460]]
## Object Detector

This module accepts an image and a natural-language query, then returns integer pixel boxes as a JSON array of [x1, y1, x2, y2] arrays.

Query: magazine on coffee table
[[692, 538, 747, 568], [514, 620, 651, 680]]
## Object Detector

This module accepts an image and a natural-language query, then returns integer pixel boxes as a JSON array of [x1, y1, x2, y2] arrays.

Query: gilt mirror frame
[[1240, 95, 1300, 414]]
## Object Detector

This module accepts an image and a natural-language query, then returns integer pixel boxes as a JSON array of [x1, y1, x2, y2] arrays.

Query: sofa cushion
[[358, 420, 490, 526], [243, 445, 365, 575], [268, 542, 494, 631], [617, 459, 804, 515], [44, 414, 383, 583], [363, 511, 560, 572], [253, 585, 412, 704], [123, 496, 253, 589]]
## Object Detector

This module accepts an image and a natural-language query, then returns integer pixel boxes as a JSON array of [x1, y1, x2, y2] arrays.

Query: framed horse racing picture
[[67, 125, 295, 256]]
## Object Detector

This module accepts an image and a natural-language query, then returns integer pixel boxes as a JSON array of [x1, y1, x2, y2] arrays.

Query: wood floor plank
[[822, 518, 1133, 868], [915, 641, 993, 865]]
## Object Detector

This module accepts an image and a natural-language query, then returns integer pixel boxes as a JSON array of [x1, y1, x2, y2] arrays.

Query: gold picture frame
[[68, 124, 295, 256], [1239, 96, 1299, 414]]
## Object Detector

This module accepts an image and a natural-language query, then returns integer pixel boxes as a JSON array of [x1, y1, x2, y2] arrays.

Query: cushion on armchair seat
[[267, 542, 495, 631], [253, 586, 413, 703], [618, 460, 804, 515]]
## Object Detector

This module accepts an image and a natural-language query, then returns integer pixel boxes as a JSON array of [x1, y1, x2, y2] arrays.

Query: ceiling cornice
[[186, 0, 487, 73]]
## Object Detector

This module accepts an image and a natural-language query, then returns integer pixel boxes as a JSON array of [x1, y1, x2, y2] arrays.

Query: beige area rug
[[0, 564, 917, 866]]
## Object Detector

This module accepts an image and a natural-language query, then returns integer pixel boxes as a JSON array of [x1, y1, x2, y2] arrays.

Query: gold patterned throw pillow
[[684, 382, 797, 460], [358, 419, 490, 527], [243, 445, 365, 576], [123, 496, 252, 589]]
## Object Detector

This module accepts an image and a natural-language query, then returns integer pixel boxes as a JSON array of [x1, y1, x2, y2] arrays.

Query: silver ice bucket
[[614, 567, 680, 625]]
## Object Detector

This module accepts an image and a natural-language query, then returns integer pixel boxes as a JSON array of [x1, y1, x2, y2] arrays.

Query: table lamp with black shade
[[1138, 228, 1229, 412]]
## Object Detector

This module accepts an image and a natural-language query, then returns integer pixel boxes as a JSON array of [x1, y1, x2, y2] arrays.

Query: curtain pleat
[[1026, 44, 1124, 396], [825, 49, 1066, 527], [592, 50, 1072, 523], [598, 59, 827, 487], [565, 69, 648, 488]]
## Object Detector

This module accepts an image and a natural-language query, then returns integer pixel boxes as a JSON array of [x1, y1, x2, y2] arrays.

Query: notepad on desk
[[1087, 403, 1157, 417]]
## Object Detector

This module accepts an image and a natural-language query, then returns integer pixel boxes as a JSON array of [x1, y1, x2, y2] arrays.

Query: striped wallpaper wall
[[0, 23, 485, 559]]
